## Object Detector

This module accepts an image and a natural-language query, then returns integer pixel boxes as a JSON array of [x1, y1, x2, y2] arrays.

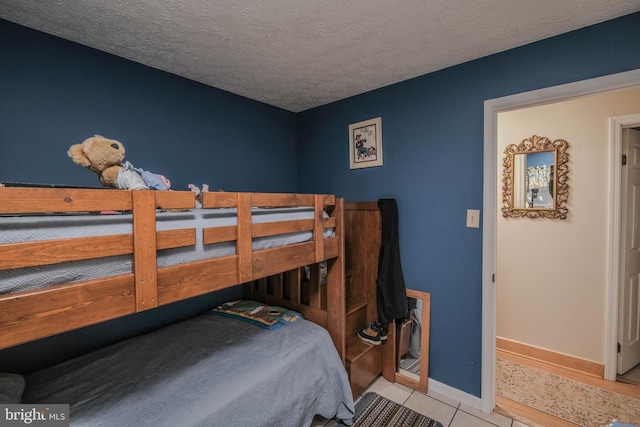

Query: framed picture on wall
[[349, 117, 383, 169]]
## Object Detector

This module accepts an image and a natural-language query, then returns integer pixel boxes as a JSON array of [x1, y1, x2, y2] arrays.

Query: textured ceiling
[[1, 1, 639, 112]]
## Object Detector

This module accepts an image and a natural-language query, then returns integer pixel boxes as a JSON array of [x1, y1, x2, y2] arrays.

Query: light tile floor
[[312, 375, 531, 427]]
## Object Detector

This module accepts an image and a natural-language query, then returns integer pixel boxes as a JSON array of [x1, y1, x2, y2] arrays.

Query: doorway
[[612, 123, 640, 383], [481, 69, 640, 413]]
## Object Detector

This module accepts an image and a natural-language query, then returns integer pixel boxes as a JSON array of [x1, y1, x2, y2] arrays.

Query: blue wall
[[297, 12, 640, 396], [0, 19, 298, 192]]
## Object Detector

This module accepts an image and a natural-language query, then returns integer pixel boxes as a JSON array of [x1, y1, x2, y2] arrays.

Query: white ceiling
[[1, 1, 639, 112]]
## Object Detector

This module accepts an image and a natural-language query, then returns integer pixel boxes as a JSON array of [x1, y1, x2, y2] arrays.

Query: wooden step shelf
[[344, 201, 382, 397], [346, 335, 383, 396], [346, 299, 367, 317]]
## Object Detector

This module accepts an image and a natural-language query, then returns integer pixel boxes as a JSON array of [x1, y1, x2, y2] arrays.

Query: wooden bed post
[[326, 198, 346, 365], [314, 194, 325, 263], [132, 191, 158, 311], [237, 193, 253, 283]]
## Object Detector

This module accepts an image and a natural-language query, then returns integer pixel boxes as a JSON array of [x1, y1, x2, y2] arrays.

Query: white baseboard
[[428, 377, 483, 411]]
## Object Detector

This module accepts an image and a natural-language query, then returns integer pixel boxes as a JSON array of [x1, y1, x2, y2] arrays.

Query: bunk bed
[[0, 187, 353, 426]]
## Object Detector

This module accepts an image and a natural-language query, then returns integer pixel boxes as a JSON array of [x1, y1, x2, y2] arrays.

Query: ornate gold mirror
[[502, 135, 569, 219]]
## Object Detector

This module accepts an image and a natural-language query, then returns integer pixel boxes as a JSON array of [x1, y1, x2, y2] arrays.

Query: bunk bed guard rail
[[0, 188, 345, 357]]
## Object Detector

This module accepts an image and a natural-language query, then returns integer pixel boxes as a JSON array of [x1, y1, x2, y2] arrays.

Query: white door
[[618, 128, 640, 375]]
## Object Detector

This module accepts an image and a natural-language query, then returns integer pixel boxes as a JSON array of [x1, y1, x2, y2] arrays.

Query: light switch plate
[[466, 209, 480, 228]]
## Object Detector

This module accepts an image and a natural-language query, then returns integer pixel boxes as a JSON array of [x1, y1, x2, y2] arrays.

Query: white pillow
[[0, 373, 25, 404]]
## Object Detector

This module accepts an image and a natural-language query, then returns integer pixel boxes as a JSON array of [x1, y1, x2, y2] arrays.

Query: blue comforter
[[23, 315, 354, 427]]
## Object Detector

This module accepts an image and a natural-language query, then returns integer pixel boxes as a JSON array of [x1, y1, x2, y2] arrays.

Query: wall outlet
[[466, 209, 480, 228]]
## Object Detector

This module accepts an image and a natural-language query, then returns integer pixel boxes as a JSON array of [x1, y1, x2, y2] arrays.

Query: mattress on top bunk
[[22, 313, 355, 427], [0, 207, 334, 294]]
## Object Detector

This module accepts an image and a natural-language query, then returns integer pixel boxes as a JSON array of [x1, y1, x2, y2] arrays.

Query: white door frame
[[606, 115, 640, 380], [481, 69, 640, 413]]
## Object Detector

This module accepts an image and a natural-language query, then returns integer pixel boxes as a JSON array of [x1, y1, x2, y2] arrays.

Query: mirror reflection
[[394, 289, 429, 393], [502, 135, 570, 220], [512, 152, 555, 209], [397, 296, 422, 381]]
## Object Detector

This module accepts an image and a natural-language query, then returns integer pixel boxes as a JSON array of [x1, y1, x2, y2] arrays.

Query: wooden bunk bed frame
[[0, 187, 346, 363]]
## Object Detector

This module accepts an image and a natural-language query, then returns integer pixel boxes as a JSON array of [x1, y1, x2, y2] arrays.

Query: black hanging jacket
[[376, 199, 408, 324]]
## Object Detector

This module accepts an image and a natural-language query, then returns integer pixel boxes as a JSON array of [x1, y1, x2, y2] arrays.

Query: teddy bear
[[68, 135, 171, 190]]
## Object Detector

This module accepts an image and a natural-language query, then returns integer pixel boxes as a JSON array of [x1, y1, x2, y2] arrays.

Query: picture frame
[[349, 117, 383, 169]]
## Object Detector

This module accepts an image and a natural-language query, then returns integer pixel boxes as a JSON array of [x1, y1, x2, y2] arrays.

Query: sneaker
[[357, 323, 381, 345], [372, 318, 388, 341]]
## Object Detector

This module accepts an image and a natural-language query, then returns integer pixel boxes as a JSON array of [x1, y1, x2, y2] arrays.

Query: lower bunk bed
[[15, 310, 355, 426], [0, 187, 351, 426]]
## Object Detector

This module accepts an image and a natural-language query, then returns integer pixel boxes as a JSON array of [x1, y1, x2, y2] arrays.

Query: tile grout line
[[450, 404, 515, 427], [447, 407, 457, 427], [402, 389, 414, 405]]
